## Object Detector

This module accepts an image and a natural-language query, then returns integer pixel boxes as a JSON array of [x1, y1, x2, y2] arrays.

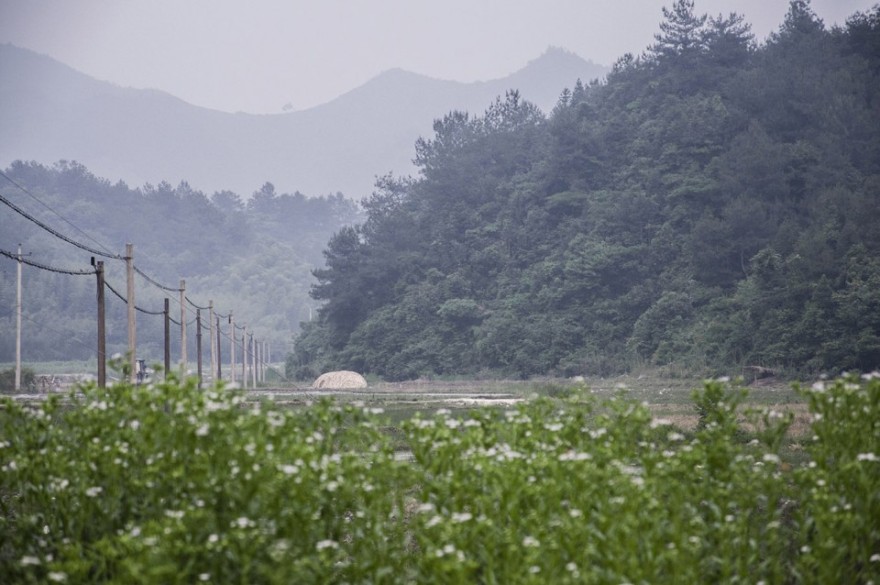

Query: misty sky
[[0, 0, 875, 114]]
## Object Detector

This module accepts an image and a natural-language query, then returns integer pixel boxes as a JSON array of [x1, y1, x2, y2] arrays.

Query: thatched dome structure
[[312, 370, 368, 389]]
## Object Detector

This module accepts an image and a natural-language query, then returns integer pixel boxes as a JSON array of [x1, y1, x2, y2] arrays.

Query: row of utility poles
[[12, 242, 273, 391], [98, 243, 273, 388]]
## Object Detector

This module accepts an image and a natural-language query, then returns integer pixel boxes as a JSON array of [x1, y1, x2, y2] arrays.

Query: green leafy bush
[[1, 375, 878, 583]]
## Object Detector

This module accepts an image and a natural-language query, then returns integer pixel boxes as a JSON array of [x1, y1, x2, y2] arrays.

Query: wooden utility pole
[[196, 308, 203, 389], [164, 298, 171, 380], [251, 333, 257, 388], [125, 243, 136, 384], [95, 259, 106, 388], [229, 312, 235, 384], [179, 279, 187, 378], [208, 300, 216, 384], [15, 245, 22, 392], [216, 315, 222, 381], [242, 325, 248, 390]]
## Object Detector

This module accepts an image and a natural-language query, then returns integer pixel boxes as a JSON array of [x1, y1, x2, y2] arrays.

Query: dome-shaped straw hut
[[312, 370, 368, 389]]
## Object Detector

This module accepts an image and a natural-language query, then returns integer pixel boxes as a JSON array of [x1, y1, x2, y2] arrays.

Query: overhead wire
[[0, 175, 119, 259], [1, 171, 273, 377], [0, 248, 96, 275], [186, 296, 209, 310]]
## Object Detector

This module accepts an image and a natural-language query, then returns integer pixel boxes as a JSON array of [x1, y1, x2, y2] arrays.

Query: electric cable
[[0, 248, 96, 275], [0, 181, 119, 259]]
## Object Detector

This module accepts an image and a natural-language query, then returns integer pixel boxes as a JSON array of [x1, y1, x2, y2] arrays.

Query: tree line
[[292, 1, 880, 380], [0, 162, 362, 363]]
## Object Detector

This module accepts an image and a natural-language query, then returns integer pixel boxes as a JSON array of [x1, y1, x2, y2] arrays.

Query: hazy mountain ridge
[[0, 44, 607, 198]]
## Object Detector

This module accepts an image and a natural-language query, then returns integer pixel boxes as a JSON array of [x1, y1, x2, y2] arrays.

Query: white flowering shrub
[[0, 374, 877, 583], [0, 376, 407, 583]]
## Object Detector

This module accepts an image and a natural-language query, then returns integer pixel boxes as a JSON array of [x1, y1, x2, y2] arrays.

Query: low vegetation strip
[[0, 374, 877, 583]]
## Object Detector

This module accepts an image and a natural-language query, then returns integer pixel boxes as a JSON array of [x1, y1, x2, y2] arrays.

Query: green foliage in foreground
[[1, 375, 878, 583]]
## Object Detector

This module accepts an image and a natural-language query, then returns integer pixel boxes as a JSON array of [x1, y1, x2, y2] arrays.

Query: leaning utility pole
[[125, 243, 136, 384]]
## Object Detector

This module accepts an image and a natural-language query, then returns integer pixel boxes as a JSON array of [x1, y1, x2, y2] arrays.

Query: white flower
[[232, 517, 254, 529], [650, 418, 672, 428], [316, 539, 338, 551], [85, 486, 103, 497], [208, 534, 219, 544], [545, 422, 563, 432], [199, 574, 210, 582], [668, 432, 685, 441], [569, 508, 583, 518], [416, 503, 435, 513], [20, 555, 40, 566], [870, 553, 880, 562], [48, 572, 67, 582], [195, 424, 210, 437], [164, 510, 184, 520], [559, 450, 591, 462], [763, 454, 781, 464], [566, 562, 578, 572], [529, 565, 541, 574], [451, 512, 472, 523], [522, 536, 540, 547], [279, 464, 299, 475], [426, 515, 443, 528], [857, 453, 879, 462]]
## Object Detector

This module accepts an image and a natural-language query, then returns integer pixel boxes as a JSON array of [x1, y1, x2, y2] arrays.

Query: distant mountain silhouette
[[0, 44, 607, 198]]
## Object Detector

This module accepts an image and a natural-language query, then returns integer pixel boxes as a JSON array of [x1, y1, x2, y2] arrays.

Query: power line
[[104, 279, 166, 316], [0, 248, 95, 276], [133, 265, 179, 293], [0, 179, 227, 321], [0, 173, 119, 259], [186, 295, 209, 310]]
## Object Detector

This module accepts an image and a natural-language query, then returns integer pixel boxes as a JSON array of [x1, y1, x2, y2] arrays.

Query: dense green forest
[[0, 162, 361, 363], [292, 1, 880, 381]]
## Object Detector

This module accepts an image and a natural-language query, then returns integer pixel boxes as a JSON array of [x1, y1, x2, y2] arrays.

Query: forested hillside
[[0, 162, 361, 362], [292, 1, 880, 380]]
